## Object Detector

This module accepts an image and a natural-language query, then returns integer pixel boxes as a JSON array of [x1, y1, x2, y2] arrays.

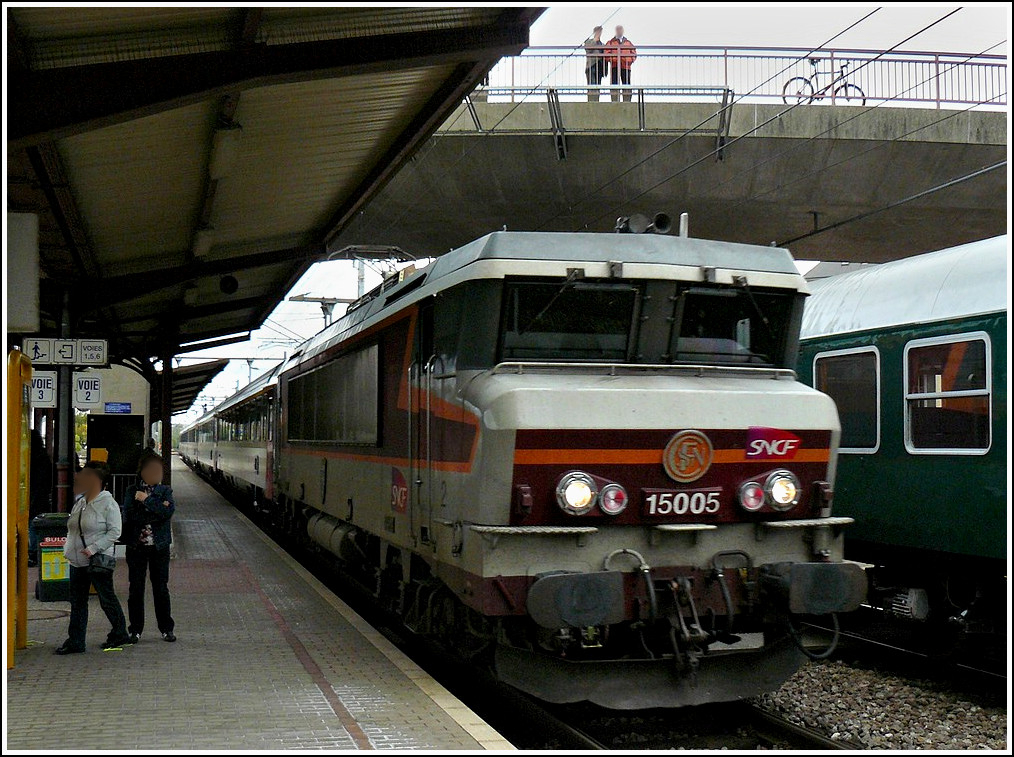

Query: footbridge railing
[[476, 46, 1006, 110]]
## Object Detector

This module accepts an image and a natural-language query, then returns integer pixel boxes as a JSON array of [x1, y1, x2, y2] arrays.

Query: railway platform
[[5, 458, 511, 751]]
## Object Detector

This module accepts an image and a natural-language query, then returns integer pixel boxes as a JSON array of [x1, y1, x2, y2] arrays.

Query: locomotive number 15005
[[644, 488, 721, 516]]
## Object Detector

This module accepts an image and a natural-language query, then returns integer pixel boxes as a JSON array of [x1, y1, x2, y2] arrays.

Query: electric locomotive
[[798, 235, 1007, 646], [183, 228, 866, 708]]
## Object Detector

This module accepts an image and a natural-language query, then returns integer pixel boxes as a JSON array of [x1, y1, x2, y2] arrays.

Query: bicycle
[[782, 58, 866, 105]]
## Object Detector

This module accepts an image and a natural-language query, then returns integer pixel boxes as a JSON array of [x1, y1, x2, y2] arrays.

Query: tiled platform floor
[[6, 457, 512, 751]]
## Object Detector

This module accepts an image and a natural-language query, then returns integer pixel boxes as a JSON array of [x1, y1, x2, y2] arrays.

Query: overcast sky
[[527, 4, 1009, 54], [175, 3, 1010, 422]]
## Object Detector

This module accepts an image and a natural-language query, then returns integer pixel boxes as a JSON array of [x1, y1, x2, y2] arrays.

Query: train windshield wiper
[[734, 276, 776, 344], [517, 269, 582, 335]]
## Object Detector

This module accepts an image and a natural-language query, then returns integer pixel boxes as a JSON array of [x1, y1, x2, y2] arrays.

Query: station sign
[[23, 338, 51, 364], [73, 372, 103, 409], [78, 340, 108, 365], [21, 337, 108, 367], [54, 340, 77, 363], [30, 370, 58, 409], [104, 402, 132, 414]]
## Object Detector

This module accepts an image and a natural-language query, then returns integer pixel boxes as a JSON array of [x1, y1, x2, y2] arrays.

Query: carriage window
[[500, 280, 638, 362], [286, 344, 379, 445], [814, 349, 879, 451], [905, 336, 989, 453]]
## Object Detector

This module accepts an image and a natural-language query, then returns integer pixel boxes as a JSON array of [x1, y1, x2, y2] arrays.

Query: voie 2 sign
[[73, 372, 102, 409]]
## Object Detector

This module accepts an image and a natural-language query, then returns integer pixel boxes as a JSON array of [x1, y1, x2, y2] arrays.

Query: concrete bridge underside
[[331, 103, 1006, 262]]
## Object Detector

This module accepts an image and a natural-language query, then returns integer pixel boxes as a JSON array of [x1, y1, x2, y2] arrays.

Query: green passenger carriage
[[798, 235, 1007, 636]]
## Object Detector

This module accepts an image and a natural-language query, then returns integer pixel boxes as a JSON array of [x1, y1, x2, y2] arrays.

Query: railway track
[[232, 489, 862, 750], [801, 613, 1007, 700], [748, 705, 856, 750], [552, 701, 856, 751]]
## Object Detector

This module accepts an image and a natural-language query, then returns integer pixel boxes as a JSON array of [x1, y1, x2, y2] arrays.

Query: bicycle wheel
[[833, 83, 866, 105], [782, 77, 814, 105]]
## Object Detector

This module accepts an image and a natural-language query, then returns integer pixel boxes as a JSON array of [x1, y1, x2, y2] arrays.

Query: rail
[[477, 46, 1006, 110]]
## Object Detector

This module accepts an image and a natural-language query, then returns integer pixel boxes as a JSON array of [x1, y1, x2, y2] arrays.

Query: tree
[[74, 411, 87, 456]]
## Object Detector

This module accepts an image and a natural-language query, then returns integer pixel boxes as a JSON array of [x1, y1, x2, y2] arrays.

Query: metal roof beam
[[75, 242, 325, 312], [9, 21, 531, 148], [24, 145, 97, 279], [112, 295, 268, 325], [175, 332, 251, 355], [189, 8, 265, 262]]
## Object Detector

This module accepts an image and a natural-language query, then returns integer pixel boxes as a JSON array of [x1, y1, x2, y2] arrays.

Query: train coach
[[798, 235, 1007, 644], [182, 228, 866, 709], [180, 363, 281, 505]]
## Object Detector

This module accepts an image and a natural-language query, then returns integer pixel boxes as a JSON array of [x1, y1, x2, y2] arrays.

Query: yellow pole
[[7, 349, 33, 668], [6, 353, 13, 670]]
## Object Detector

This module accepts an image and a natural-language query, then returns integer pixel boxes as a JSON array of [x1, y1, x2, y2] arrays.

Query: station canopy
[[7, 6, 542, 366], [151, 358, 229, 417]]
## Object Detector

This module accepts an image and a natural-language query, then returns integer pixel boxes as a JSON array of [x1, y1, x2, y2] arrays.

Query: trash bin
[[33, 513, 71, 602]]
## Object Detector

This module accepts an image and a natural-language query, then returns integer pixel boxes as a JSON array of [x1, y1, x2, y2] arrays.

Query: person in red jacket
[[607, 25, 637, 101]]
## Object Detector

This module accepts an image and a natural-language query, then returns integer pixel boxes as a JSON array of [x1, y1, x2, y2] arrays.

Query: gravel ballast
[[754, 659, 1008, 750]]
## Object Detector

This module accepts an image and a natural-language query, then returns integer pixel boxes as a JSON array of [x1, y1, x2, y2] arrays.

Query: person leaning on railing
[[583, 25, 607, 101], [607, 25, 637, 102]]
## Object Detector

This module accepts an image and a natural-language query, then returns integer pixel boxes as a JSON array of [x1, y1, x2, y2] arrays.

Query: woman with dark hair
[[56, 462, 129, 654], [122, 453, 177, 643]]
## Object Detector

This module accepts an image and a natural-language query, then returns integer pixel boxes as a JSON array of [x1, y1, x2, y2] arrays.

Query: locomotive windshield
[[501, 280, 638, 362], [498, 277, 801, 367], [672, 287, 797, 366]]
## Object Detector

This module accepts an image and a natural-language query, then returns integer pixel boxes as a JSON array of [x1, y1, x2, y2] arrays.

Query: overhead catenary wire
[[699, 40, 1007, 216], [263, 317, 305, 342], [777, 161, 1006, 246], [531, 7, 885, 232], [574, 7, 966, 232], [728, 88, 1006, 217]]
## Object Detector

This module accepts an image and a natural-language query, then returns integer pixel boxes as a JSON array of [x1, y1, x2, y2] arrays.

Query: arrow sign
[[53, 340, 77, 364]]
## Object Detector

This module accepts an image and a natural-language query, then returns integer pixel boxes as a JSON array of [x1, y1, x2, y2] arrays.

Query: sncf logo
[[663, 430, 714, 483], [746, 427, 801, 459]]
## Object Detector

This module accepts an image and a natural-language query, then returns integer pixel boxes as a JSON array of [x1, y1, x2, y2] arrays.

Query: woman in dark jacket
[[122, 453, 176, 643]]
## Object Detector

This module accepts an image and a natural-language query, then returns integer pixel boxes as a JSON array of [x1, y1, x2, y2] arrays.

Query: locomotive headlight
[[599, 484, 628, 515], [739, 481, 765, 512], [556, 471, 598, 515], [765, 470, 800, 510]]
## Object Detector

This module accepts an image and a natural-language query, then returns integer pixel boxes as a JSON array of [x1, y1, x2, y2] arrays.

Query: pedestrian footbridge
[[331, 46, 1007, 262]]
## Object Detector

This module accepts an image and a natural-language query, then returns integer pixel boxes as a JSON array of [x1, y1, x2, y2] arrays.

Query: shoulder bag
[[77, 506, 116, 574]]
